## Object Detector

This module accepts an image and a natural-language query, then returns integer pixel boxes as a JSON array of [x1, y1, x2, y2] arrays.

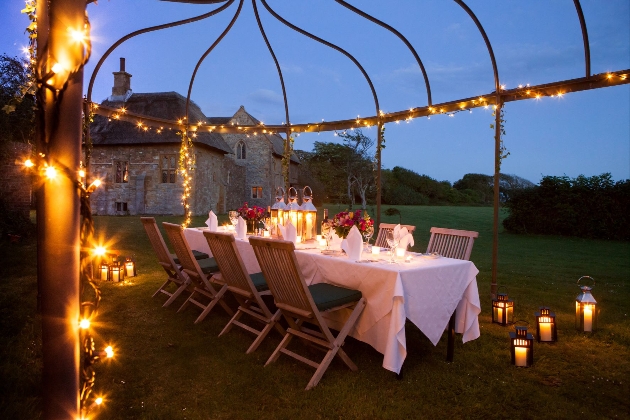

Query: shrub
[[503, 173, 630, 240]]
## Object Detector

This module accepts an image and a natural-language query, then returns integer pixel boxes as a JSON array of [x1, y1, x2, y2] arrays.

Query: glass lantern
[[100, 262, 110, 281], [535, 306, 557, 343], [124, 257, 136, 277], [286, 187, 302, 238], [300, 186, 317, 241], [510, 323, 534, 367], [270, 186, 286, 237], [492, 287, 514, 326], [576, 276, 597, 333]]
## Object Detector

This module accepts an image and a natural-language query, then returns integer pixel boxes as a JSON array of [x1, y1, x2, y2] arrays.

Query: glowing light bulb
[[51, 63, 63, 74], [95, 397, 103, 405], [79, 319, 90, 329], [79, 170, 85, 178], [24, 159, 34, 168], [44, 166, 57, 180], [104, 346, 114, 358], [69, 28, 85, 42], [93, 246, 106, 256]]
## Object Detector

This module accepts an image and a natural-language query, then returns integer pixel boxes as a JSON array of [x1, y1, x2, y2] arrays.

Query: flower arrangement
[[236, 202, 266, 221], [330, 209, 374, 238]]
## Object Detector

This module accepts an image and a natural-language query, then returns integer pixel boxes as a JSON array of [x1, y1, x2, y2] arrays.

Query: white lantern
[[300, 186, 317, 241]]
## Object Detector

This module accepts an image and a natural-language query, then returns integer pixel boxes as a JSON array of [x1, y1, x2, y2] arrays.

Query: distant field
[[1, 206, 628, 419]]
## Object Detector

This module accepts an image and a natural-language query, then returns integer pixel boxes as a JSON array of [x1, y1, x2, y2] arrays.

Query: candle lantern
[[576, 276, 597, 333], [535, 306, 557, 343], [492, 287, 514, 326], [100, 262, 110, 281], [270, 186, 287, 236], [286, 187, 302, 237], [109, 258, 125, 282], [125, 257, 136, 277], [300, 186, 317, 241], [510, 322, 534, 367]]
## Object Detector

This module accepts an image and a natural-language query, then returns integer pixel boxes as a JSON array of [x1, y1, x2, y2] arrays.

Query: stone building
[[88, 58, 299, 216]]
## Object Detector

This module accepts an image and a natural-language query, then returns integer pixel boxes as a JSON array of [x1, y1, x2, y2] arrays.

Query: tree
[[336, 129, 375, 209], [0, 54, 36, 148]]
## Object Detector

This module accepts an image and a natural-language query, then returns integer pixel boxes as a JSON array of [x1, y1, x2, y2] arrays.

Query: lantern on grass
[[100, 262, 110, 281], [124, 257, 136, 277], [109, 260, 124, 282], [300, 186, 317, 241], [535, 307, 557, 343], [576, 276, 597, 333], [510, 322, 534, 367], [492, 287, 514, 326]]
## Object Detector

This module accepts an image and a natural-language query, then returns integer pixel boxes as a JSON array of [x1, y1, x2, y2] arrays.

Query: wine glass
[[228, 211, 238, 229], [386, 231, 399, 263], [362, 225, 374, 251], [322, 222, 333, 250]]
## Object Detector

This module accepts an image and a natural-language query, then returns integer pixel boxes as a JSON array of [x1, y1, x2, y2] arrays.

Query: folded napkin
[[284, 220, 297, 244], [399, 233, 414, 250], [277, 223, 286, 239], [393, 224, 402, 242], [205, 210, 218, 231], [236, 216, 247, 239], [399, 226, 409, 240], [341, 226, 363, 261], [330, 232, 342, 247]]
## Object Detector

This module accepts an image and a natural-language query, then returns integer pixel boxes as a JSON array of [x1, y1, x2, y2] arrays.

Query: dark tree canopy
[[0, 54, 35, 146]]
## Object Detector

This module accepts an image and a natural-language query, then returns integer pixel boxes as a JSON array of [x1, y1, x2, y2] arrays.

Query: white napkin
[[399, 227, 409, 240], [236, 216, 247, 239], [393, 224, 402, 242], [205, 210, 218, 231], [341, 226, 363, 261], [277, 223, 286, 239], [330, 232, 342, 246], [399, 233, 415, 249], [284, 220, 297, 244]]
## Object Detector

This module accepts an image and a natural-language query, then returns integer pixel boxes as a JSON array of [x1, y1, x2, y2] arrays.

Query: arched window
[[236, 141, 246, 159]]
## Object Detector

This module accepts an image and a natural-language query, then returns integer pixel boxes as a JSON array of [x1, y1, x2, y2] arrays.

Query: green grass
[[1, 207, 629, 419]]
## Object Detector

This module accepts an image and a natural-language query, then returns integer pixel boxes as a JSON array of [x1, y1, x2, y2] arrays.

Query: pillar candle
[[372, 246, 380, 255], [515, 347, 527, 367], [584, 305, 593, 332], [540, 322, 552, 341]]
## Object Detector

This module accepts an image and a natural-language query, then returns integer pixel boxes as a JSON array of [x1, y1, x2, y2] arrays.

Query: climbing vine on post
[[281, 134, 294, 192], [490, 106, 509, 171], [178, 129, 195, 227]]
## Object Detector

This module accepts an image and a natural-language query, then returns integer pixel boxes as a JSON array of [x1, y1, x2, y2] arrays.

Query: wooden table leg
[[446, 311, 456, 362]]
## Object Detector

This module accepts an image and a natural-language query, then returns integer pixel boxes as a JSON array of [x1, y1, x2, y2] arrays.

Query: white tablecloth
[[183, 228, 481, 374]]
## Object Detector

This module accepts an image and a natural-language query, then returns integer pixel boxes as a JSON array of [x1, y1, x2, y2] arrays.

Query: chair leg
[[246, 309, 285, 354], [162, 282, 189, 308], [152, 279, 172, 298], [306, 347, 339, 390], [446, 311, 456, 362], [265, 330, 294, 366], [194, 284, 230, 324], [220, 307, 246, 337]]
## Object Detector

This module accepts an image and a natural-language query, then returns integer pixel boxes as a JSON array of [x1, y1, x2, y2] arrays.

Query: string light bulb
[[24, 159, 34, 168], [44, 165, 57, 180], [79, 319, 90, 329]]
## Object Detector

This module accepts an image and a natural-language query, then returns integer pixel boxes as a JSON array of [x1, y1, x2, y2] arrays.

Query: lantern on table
[[300, 186, 317, 241], [535, 306, 557, 343], [270, 186, 286, 237], [286, 187, 302, 238], [510, 322, 534, 367], [576, 276, 597, 333], [492, 287, 514, 326], [125, 257, 136, 277]]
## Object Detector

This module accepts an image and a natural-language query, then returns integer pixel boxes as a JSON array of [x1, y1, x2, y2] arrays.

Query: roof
[[90, 92, 232, 154]]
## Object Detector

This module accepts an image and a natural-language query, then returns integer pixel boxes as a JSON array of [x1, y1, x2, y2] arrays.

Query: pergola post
[[491, 97, 503, 299], [376, 122, 383, 227], [37, 0, 86, 418]]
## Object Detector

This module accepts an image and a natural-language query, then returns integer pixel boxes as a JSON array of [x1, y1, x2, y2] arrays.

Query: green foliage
[[0, 54, 36, 148], [503, 173, 630, 240]]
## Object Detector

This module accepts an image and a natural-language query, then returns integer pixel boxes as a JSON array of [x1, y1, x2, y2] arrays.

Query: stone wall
[[0, 142, 32, 216]]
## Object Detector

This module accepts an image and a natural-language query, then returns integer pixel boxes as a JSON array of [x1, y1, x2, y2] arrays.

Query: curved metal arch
[[252, 0, 291, 128], [260, 0, 380, 117], [452, 0, 500, 93], [86, 0, 233, 103], [185, 0, 244, 123], [335, 0, 432, 107], [572, 0, 591, 78]]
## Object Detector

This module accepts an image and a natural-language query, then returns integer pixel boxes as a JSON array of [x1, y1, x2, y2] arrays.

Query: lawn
[[1, 206, 629, 419]]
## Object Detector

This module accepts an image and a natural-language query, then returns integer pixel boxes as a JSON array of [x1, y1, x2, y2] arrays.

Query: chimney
[[111, 57, 132, 99]]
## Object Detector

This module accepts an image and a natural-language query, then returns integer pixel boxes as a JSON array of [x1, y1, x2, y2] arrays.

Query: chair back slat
[[203, 231, 253, 296], [141, 217, 175, 268], [249, 237, 314, 317], [374, 223, 416, 248], [426, 227, 479, 261], [163, 223, 203, 283]]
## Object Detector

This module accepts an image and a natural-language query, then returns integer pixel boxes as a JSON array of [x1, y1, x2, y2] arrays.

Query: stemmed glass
[[321, 222, 333, 250], [362, 225, 374, 252], [386, 231, 399, 263], [228, 211, 238, 230]]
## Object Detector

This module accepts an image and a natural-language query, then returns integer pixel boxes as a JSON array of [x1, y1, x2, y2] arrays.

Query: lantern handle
[[275, 186, 285, 197], [496, 285, 508, 295], [303, 185, 313, 198], [513, 319, 530, 330], [577, 276, 595, 287]]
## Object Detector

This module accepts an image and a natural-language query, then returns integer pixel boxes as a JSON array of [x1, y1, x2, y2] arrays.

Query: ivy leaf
[[3, 104, 16, 114], [27, 22, 37, 32], [21, 5, 35, 14]]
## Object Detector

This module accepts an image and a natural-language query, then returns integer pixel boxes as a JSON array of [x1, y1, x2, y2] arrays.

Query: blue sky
[[1, 0, 628, 183]]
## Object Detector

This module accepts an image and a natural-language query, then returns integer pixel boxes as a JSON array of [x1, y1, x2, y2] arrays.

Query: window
[[115, 161, 129, 183], [161, 154, 177, 183], [236, 141, 246, 159], [115, 202, 128, 212], [251, 186, 262, 199]]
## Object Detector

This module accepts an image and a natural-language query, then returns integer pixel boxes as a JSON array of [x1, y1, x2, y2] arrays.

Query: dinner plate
[[421, 252, 441, 259], [321, 249, 343, 256]]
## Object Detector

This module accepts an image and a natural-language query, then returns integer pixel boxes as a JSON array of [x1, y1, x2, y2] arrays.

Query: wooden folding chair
[[141, 217, 191, 308], [426, 227, 479, 362], [373, 223, 416, 248], [249, 237, 366, 390], [163, 223, 233, 323], [203, 231, 285, 353]]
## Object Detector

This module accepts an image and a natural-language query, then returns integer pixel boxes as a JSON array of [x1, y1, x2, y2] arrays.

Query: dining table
[[184, 227, 481, 374]]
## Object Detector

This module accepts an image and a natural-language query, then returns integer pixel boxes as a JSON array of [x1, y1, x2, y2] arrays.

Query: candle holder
[[535, 306, 557, 343], [510, 321, 534, 367], [576, 276, 597, 333], [124, 257, 136, 278], [300, 186, 317, 241], [492, 286, 514, 326]]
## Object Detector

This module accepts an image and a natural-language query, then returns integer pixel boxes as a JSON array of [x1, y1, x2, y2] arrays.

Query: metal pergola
[[35, 0, 628, 417]]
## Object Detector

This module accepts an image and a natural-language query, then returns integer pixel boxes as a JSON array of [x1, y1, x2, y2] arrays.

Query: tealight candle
[[263, 230, 270, 237], [396, 248, 406, 258], [515, 347, 527, 367], [371, 246, 380, 255], [296, 235, 302, 244], [318, 239, 327, 247], [316, 234, 322, 241]]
